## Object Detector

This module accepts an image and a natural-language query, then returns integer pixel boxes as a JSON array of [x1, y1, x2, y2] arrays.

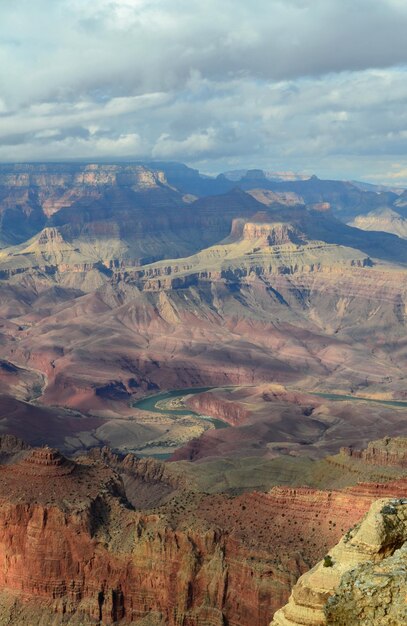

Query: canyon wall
[[0, 442, 405, 625], [340, 437, 407, 469]]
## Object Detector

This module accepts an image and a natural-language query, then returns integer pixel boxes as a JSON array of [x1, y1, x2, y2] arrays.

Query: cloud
[[2, 0, 407, 108], [0, 1, 406, 182], [152, 129, 219, 159], [0, 130, 144, 161], [376, 166, 407, 181]]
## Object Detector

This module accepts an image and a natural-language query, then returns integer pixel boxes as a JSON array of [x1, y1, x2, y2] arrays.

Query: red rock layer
[[0, 446, 405, 625], [186, 391, 250, 425], [0, 448, 286, 625]]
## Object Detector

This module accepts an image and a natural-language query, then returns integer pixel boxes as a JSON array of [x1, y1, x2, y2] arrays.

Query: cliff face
[[271, 497, 407, 626], [185, 391, 250, 426], [0, 446, 298, 626], [340, 437, 407, 469], [0, 442, 405, 625], [0, 163, 167, 191], [0, 448, 232, 625], [0, 164, 171, 247]]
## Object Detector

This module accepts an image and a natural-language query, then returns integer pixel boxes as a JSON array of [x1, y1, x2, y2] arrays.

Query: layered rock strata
[[271, 498, 407, 626], [341, 437, 407, 469], [0, 447, 295, 625], [0, 443, 405, 624]]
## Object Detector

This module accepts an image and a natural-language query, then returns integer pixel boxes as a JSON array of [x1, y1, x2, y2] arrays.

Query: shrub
[[381, 504, 397, 515], [323, 555, 334, 568]]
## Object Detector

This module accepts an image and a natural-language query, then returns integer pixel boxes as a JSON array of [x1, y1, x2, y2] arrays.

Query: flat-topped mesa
[[17, 447, 75, 477], [340, 437, 407, 469], [0, 163, 168, 189], [243, 222, 305, 245], [230, 213, 307, 245]]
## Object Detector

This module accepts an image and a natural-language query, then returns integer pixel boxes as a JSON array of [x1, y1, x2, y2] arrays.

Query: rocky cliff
[[0, 445, 299, 625], [271, 497, 407, 626], [185, 391, 250, 426], [0, 443, 405, 625], [0, 447, 234, 625], [340, 437, 407, 469]]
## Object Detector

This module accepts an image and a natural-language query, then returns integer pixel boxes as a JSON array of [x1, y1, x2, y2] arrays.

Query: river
[[308, 391, 407, 408], [133, 386, 230, 429]]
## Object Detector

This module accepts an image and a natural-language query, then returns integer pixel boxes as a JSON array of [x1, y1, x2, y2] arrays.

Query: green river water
[[133, 386, 230, 429], [132, 387, 407, 459], [308, 391, 407, 408]]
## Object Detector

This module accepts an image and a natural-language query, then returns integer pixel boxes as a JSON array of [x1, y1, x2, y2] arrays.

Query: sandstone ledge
[[271, 498, 407, 626]]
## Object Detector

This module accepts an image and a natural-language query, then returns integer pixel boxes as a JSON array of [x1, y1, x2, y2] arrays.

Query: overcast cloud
[[0, 0, 407, 183]]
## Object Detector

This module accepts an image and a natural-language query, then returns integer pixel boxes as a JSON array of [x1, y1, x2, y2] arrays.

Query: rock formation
[[0, 445, 287, 625], [185, 391, 250, 426], [340, 437, 407, 469], [326, 540, 407, 625], [0, 161, 407, 539], [271, 497, 407, 626], [350, 208, 407, 240], [0, 442, 403, 625]]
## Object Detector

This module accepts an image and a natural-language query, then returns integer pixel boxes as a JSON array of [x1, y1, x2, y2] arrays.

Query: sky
[[1, 0, 407, 184]]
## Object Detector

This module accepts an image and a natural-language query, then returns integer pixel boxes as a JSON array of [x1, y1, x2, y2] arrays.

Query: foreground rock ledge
[[271, 498, 407, 626]]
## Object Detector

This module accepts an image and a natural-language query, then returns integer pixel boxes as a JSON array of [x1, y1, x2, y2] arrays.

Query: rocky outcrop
[[0, 434, 31, 466], [340, 437, 407, 469], [271, 497, 407, 626], [89, 446, 189, 491], [186, 392, 250, 426], [325, 543, 407, 625], [231, 216, 307, 246], [0, 434, 30, 454]]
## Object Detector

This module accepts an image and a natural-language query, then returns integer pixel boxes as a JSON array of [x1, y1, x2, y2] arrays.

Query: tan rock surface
[[350, 208, 407, 240], [271, 498, 407, 626]]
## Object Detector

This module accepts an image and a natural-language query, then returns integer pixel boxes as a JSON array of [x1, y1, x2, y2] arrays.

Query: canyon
[[0, 162, 406, 624], [0, 165, 406, 459], [0, 436, 404, 625]]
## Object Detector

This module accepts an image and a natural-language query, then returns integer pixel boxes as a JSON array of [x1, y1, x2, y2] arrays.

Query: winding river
[[308, 391, 407, 408], [133, 386, 230, 429]]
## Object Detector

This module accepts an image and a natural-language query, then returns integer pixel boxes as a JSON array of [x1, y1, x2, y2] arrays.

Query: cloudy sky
[[1, 0, 407, 183]]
